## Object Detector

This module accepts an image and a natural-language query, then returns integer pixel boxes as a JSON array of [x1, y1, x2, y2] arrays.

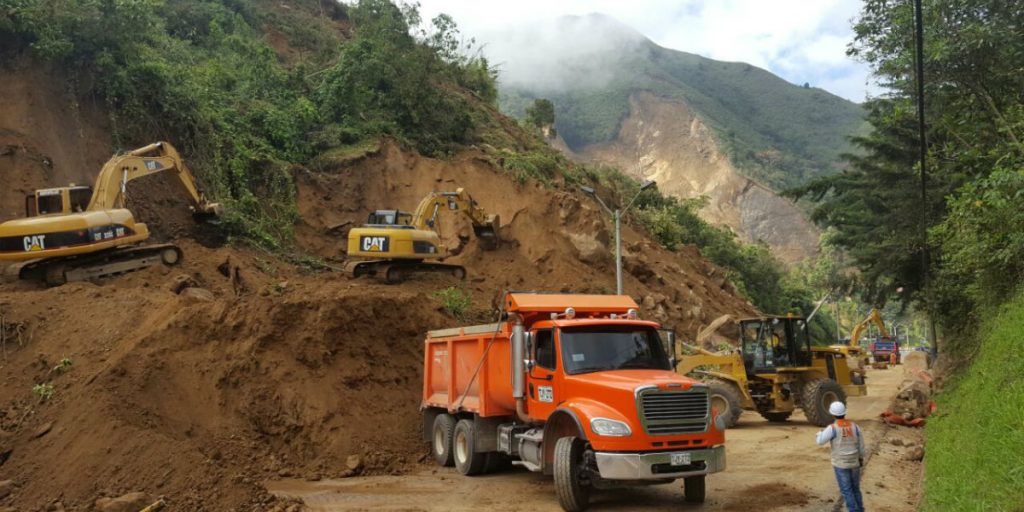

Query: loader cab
[[366, 209, 413, 227], [27, 186, 93, 217], [740, 317, 813, 375]]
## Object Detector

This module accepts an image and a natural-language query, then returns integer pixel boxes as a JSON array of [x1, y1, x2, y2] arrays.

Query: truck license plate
[[670, 452, 691, 466]]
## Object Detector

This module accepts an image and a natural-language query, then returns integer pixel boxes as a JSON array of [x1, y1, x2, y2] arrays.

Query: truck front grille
[[638, 389, 709, 435]]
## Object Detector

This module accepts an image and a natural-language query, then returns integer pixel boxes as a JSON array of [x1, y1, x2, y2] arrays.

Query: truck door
[[527, 328, 560, 418]]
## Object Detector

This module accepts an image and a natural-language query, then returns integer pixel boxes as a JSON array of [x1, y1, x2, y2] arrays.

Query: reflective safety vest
[[826, 419, 863, 469]]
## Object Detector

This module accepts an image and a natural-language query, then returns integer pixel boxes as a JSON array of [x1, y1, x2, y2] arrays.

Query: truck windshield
[[560, 326, 671, 374]]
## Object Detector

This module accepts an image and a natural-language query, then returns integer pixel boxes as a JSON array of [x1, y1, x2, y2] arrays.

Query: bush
[[434, 286, 471, 320]]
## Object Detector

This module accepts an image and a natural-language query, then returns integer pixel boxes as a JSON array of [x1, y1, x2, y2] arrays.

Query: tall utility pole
[[913, 0, 939, 357], [581, 181, 656, 295]]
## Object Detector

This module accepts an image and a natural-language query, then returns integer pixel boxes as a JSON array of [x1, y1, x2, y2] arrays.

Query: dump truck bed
[[422, 322, 517, 417]]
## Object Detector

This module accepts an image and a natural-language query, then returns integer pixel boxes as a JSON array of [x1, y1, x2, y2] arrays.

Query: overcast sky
[[416, 0, 883, 103]]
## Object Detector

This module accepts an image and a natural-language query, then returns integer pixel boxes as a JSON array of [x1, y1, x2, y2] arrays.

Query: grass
[[922, 292, 1024, 511]]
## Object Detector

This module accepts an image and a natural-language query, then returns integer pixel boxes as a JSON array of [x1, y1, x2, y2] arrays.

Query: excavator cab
[[367, 210, 413, 227], [26, 186, 94, 217]]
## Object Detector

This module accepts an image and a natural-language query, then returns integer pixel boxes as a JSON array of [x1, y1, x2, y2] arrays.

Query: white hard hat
[[829, 401, 847, 416]]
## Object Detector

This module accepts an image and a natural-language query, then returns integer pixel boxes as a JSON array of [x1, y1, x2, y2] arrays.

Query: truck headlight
[[590, 418, 632, 437]]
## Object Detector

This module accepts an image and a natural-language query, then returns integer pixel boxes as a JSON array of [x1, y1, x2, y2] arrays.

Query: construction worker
[[889, 350, 898, 366], [816, 401, 865, 512]]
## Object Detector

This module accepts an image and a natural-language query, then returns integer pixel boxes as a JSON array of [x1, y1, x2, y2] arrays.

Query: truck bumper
[[594, 445, 726, 480]]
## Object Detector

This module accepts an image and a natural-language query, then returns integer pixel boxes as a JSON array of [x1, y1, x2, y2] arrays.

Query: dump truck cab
[[422, 293, 726, 510]]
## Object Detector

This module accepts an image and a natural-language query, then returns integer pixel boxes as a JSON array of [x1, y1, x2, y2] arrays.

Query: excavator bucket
[[473, 214, 500, 250]]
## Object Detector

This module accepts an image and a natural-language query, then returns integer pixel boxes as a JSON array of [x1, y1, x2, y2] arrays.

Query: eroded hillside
[[577, 93, 821, 262]]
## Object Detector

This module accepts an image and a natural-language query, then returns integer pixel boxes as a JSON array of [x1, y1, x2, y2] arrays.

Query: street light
[[580, 180, 656, 295]]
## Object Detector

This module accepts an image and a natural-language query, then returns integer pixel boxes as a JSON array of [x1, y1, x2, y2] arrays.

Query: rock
[[0, 480, 13, 499], [892, 380, 931, 419], [168, 274, 199, 293], [567, 231, 606, 264], [696, 315, 735, 348], [903, 351, 930, 371], [345, 454, 363, 472], [94, 492, 153, 512], [889, 438, 905, 446], [34, 421, 53, 438], [180, 287, 215, 303], [905, 446, 925, 461], [641, 295, 657, 310]]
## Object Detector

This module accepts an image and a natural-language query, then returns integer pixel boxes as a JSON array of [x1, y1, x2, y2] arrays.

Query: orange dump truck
[[422, 293, 727, 511]]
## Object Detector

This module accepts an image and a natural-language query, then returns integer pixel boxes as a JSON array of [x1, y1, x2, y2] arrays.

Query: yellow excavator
[[0, 142, 220, 285], [850, 308, 900, 363], [345, 188, 499, 283]]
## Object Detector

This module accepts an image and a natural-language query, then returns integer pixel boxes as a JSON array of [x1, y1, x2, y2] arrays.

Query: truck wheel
[[553, 436, 590, 512], [707, 379, 744, 428], [802, 379, 847, 427], [760, 411, 792, 423], [453, 419, 487, 476], [683, 475, 706, 503], [431, 414, 456, 467]]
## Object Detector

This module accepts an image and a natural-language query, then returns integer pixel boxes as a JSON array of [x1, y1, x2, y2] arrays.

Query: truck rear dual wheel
[[802, 378, 847, 427], [431, 414, 456, 467], [684, 475, 706, 503], [553, 436, 591, 512], [453, 419, 488, 476]]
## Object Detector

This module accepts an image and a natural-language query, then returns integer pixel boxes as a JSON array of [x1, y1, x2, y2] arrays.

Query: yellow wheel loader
[[675, 316, 867, 428], [345, 188, 499, 283], [0, 142, 220, 285]]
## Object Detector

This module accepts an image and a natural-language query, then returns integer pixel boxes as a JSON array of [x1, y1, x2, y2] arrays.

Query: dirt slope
[[0, 61, 112, 222], [0, 63, 757, 511], [575, 92, 821, 263]]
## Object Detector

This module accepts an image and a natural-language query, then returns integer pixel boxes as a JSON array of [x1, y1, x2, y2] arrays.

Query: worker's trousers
[[833, 466, 864, 512]]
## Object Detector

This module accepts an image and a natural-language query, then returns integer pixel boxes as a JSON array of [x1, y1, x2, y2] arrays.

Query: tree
[[525, 98, 556, 139]]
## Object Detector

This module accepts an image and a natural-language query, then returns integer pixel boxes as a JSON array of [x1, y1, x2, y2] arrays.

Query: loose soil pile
[[0, 63, 757, 511]]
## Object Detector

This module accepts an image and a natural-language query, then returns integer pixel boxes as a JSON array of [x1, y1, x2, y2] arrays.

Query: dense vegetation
[[923, 292, 1024, 510], [0, 0, 497, 247], [497, 16, 866, 190], [790, 0, 1024, 341]]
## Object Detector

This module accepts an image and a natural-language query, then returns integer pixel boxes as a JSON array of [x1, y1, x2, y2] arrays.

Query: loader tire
[[431, 413, 456, 467], [553, 436, 591, 512], [707, 379, 744, 428], [453, 419, 487, 476], [802, 378, 846, 427]]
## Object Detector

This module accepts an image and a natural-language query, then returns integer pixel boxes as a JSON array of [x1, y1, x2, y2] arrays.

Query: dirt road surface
[[268, 366, 924, 511]]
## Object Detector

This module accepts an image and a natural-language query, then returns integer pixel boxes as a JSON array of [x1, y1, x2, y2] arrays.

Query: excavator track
[[5, 243, 183, 286], [346, 259, 466, 284]]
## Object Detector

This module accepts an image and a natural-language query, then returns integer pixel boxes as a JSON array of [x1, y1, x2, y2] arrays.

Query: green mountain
[[495, 14, 867, 190]]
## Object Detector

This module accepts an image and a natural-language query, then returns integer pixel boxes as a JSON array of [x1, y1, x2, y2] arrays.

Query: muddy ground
[[267, 366, 924, 512]]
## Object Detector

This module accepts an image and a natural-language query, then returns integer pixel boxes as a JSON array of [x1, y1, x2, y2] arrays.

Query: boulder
[[180, 287, 215, 303], [568, 232, 606, 264], [94, 492, 153, 512], [345, 454, 363, 472]]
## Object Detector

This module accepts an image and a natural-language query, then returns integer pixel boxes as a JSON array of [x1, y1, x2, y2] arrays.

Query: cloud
[[415, 0, 883, 102]]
